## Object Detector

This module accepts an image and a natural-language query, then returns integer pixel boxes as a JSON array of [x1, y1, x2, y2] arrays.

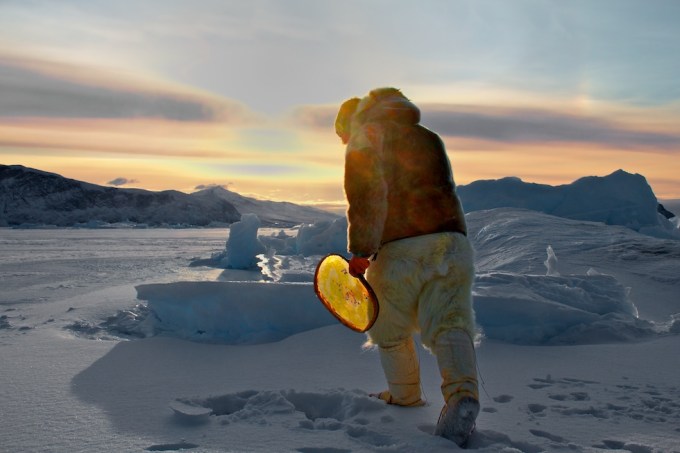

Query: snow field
[[1, 207, 679, 452]]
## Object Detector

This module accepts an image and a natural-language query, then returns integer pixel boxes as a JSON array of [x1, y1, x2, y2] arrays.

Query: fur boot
[[374, 337, 423, 406], [433, 329, 479, 446]]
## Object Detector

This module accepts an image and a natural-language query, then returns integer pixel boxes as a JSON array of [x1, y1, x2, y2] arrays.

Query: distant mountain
[[0, 165, 340, 228], [2, 164, 674, 236], [457, 170, 672, 235], [192, 186, 339, 227]]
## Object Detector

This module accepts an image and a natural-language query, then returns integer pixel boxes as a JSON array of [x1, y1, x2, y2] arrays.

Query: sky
[[1, 0, 679, 212]]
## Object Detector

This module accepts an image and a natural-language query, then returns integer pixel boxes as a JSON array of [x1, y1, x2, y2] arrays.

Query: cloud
[[288, 101, 680, 151], [0, 54, 253, 122], [107, 177, 138, 186], [194, 183, 232, 191], [420, 105, 680, 150], [287, 105, 336, 131], [0, 117, 248, 159]]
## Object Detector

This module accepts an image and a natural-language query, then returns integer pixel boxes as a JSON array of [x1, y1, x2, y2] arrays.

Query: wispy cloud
[[194, 183, 232, 191], [291, 102, 680, 151], [0, 118, 240, 158], [421, 104, 680, 150], [0, 54, 254, 122], [287, 105, 336, 131], [107, 177, 138, 186]]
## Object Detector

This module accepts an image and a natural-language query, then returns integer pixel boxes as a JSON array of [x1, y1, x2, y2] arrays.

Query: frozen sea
[[1, 214, 679, 452]]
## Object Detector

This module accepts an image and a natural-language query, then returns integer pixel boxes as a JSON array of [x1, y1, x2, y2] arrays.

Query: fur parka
[[342, 88, 467, 257]]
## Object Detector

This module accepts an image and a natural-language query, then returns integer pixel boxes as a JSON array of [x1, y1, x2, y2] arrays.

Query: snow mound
[[473, 272, 665, 345], [458, 170, 680, 239], [293, 217, 349, 257], [468, 208, 680, 321], [135, 209, 680, 346], [468, 209, 680, 344], [135, 281, 336, 344], [133, 269, 675, 347]]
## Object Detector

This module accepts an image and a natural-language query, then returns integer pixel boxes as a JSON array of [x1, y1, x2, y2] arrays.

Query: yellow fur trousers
[[365, 232, 475, 350]]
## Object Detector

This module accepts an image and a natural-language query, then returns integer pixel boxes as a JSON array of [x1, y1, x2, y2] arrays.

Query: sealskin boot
[[373, 337, 424, 406], [433, 329, 480, 446]]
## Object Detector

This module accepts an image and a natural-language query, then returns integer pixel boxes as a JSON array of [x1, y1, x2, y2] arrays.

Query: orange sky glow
[[1, 1, 679, 211]]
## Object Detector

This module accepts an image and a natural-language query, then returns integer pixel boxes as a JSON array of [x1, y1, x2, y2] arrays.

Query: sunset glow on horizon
[[2, 0, 679, 211]]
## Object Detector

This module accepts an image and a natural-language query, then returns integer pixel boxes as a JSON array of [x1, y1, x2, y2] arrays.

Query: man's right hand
[[348, 255, 370, 277]]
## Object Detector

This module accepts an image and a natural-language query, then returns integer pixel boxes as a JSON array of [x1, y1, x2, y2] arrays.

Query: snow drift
[[135, 209, 680, 346]]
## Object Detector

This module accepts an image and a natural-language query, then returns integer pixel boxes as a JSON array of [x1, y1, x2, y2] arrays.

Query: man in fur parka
[[336, 87, 479, 447]]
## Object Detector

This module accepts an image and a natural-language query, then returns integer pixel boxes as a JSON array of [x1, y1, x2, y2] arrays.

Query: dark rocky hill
[[0, 165, 240, 227]]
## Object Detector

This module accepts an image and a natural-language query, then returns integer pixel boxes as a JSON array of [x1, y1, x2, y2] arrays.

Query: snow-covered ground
[[1, 210, 679, 452]]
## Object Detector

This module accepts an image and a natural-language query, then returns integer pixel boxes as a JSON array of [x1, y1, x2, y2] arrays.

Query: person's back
[[380, 121, 466, 245], [344, 88, 466, 254]]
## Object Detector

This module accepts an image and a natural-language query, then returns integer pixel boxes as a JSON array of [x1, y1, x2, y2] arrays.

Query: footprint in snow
[[526, 374, 680, 429], [145, 441, 199, 451], [296, 448, 352, 453], [492, 394, 513, 403], [548, 391, 590, 401], [170, 389, 396, 448], [592, 439, 654, 453], [527, 403, 547, 414], [529, 429, 567, 443]]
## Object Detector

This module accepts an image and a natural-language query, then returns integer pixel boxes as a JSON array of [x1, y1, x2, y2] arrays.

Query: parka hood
[[353, 87, 421, 126]]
